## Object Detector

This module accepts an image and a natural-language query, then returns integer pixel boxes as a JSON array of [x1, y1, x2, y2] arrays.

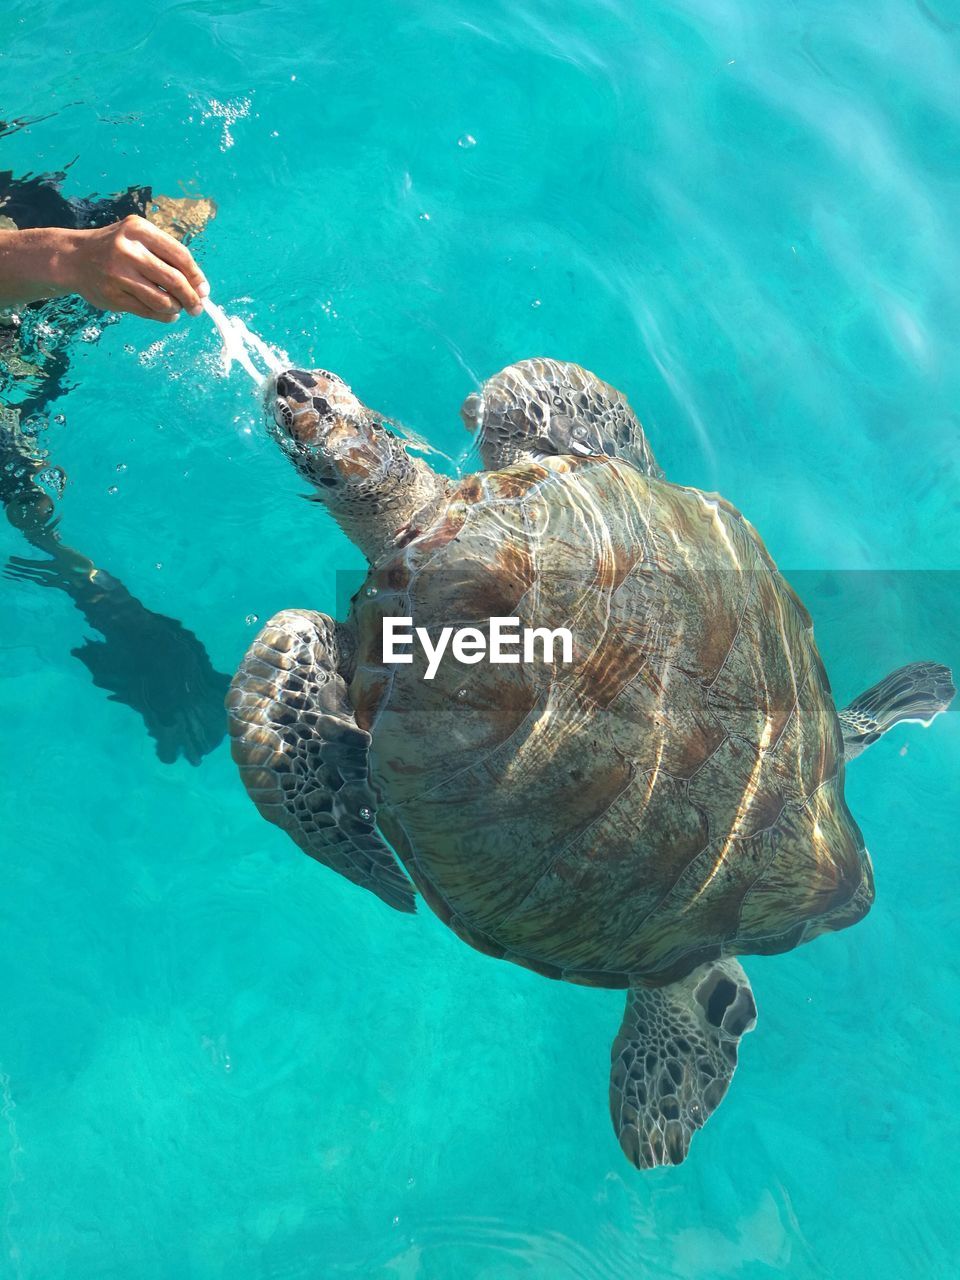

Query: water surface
[[1, 2, 958, 1276]]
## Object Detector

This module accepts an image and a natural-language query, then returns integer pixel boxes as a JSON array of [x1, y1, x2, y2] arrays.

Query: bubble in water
[[39, 466, 66, 498], [53, 413, 66, 425], [419, 211, 431, 221], [457, 134, 477, 149], [116, 462, 127, 473], [358, 807, 374, 822], [155, 562, 163, 570], [139, 340, 165, 368], [365, 586, 378, 598], [200, 95, 251, 151], [245, 613, 259, 626], [571, 423, 588, 440], [531, 299, 542, 309], [456, 688, 468, 699]]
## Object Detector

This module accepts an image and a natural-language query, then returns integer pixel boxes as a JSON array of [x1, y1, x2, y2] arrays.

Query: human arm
[[0, 214, 209, 320]]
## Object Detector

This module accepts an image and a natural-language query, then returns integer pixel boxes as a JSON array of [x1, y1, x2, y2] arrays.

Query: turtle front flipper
[[609, 960, 757, 1169], [839, 661, 956, 761], [227, 609, 416, 913], [462, 358, 662, 476]]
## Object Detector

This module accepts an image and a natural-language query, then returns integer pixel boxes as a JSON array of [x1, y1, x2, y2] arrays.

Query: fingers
[[116, 283, 182, 323], [127, 217, 209, 311], [137, 252, 204, 316], [85, 215, 212, 322]]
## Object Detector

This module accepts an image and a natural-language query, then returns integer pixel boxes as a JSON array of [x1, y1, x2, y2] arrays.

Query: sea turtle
[[228, 358, 955, 1169]]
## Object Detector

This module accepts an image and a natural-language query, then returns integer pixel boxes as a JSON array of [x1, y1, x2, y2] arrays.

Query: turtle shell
[[349, 455, 873, 988]]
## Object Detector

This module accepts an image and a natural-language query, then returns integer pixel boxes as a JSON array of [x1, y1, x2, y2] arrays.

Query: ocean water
[[1, 1, 959, 1276]]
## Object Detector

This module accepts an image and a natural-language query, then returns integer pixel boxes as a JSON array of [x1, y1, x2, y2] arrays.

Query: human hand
[[61, 214, 210, 321]]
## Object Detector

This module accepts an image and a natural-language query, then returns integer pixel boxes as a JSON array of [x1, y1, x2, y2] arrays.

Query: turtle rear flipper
[[610, 960, 757, 1169], [839, 661, 956, 761], [227, 608, 416, 913]]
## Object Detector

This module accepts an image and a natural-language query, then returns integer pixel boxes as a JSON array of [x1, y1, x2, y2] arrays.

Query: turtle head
[[265, 367, 448, 563], [462, 358, 661, 479], [266, 368, 403, 494]]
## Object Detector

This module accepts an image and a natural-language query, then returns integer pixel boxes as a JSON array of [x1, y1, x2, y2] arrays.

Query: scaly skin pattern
[[349, 453, 873, 988], [463, 356, 664, 478]]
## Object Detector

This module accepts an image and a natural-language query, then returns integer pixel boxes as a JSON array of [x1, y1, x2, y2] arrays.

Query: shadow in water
[[1, 167, 230, 765]]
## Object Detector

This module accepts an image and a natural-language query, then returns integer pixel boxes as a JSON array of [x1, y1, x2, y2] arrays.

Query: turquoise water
[[2, 1, 959, 1275]]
